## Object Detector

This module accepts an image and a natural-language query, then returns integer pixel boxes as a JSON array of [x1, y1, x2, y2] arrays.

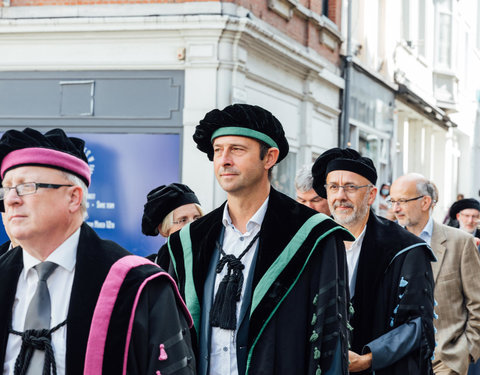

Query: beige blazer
[[431, 221, 480, 374]]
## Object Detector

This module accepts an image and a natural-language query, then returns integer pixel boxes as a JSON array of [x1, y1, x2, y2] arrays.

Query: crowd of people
[[0, 103, 479, 375]]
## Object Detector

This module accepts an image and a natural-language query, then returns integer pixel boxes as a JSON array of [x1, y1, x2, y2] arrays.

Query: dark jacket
[[167, 188, 353, 375], [0, 223, 195, 374], [351, 212, 436, 374]]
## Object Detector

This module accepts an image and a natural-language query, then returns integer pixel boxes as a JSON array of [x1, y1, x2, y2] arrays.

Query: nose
[[216, 149, 233, 166], [331, 187, 348, 200], [3, 188, 21, 206]]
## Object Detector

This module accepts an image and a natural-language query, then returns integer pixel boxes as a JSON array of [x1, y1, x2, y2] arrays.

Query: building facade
[[0, 0, 345, 249], [341, 0, 480, 219]]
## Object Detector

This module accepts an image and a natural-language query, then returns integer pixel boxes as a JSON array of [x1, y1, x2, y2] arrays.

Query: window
[[417, 0, 426, 57], [402, 0, 411, 41], [435, 0, 453, 69], [322, 0, 329, 17]]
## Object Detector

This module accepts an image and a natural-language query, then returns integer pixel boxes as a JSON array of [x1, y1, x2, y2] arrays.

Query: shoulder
[[168, 204, 224, 254], [434, 222, 477, 249], [267, 188, 354, 241], [435, 221, 472, 240], [366, 212, 427, 248], [0, 240, 10, 257], [267, 188, 317, 222], [365, 212, 435, 262], [78, 223, 132, 264]]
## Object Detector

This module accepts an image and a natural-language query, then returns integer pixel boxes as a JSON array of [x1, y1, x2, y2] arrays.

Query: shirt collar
[[346, 224, 367, 251], [222, 196, 269, 234], [420, 216, 434, 238], [22, 227, 81, 280]]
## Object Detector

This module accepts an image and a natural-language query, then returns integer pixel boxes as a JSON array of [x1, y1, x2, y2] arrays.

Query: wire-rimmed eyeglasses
[[0, 182, 73, 200], [172, 216, 201, 225], [324, 183, 372, 194], [386, 195, 424, 208]]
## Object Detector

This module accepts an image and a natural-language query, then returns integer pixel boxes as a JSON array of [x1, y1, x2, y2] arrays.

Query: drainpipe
[[341, 0, 352, 148]]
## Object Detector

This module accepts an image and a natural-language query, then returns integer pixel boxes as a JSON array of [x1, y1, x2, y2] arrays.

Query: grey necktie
[[24, 261, 58, 374]]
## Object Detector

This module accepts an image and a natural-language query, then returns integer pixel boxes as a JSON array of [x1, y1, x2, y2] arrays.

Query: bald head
[[390, 174, 435, 236]]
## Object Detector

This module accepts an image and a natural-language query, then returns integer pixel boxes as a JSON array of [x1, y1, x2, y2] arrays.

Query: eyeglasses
[[387, 195, 424, 208], [172, 216, 201, 225], [0, 182, 73, 200], [324, 183, 372, 194], [458, 212, 480, 220]]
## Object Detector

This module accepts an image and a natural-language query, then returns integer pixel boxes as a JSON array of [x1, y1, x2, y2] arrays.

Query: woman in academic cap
[[142, 183, 203, 270]]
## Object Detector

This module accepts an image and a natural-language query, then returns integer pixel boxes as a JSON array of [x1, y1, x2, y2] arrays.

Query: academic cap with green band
[[193, 103, 289, 162]]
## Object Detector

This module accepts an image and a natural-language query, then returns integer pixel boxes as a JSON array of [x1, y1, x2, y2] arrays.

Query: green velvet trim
[[178, 224, 201, 331], [167, 236, 177, 278], [245, 213, 352, 374], [211, 127, 279, 149], [250, 213, 331, 314]]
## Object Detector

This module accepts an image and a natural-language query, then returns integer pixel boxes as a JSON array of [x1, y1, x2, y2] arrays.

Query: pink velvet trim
[[122, 269, 193, 375], [83, 254, 193, 375], [83, 255, 153, 375], [1, 147, 91, 186]]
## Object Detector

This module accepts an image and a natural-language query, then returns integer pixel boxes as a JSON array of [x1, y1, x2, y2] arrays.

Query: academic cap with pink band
[[0, 128, 91, 187]]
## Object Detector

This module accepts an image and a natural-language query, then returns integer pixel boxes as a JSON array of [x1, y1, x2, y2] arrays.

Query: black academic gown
[[0, 223, 195, 374], [167, 188, 354, 375], [0, 240, 10, 257], [350, 212, 436, 374]]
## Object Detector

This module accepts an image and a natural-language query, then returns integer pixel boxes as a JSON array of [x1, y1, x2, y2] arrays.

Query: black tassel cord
[[210, 232, 261, 330], [10, 320, 67, 375]]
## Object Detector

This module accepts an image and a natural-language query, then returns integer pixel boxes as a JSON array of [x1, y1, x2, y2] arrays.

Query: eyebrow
[[327, 181, 358, 185]]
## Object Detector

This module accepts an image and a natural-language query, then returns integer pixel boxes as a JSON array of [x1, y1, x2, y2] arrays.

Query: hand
[[348, 350, 372, 372], [475, 237, 480, 247]]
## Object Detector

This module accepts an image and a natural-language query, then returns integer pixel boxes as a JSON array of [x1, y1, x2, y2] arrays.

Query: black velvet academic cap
[[311, 148, 377, 198], [193, 103, 289, 163], [449, 198, 480, 220], [141, 183, 200, 236]]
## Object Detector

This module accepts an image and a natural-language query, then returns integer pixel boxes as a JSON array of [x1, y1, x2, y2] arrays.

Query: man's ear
[[264, 148, 279, 170], [421, 195, 433, 212], [68, 186, 83, 214], [367, 186, 378, 206]]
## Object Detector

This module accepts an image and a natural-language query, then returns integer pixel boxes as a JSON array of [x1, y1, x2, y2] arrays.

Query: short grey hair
[[295, 163, 314, 193], [62, 172, 89, 219], [416, 179, 437, 208]]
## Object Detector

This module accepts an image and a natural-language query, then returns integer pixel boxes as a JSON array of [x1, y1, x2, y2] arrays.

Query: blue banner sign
[[0, 132, 180, 257]]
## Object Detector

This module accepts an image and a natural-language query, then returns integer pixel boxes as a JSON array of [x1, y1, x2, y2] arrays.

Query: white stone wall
[[0, 3, 343, 211]]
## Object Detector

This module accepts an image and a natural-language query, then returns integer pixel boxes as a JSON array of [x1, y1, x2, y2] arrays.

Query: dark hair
[[259, 140, 274, 179]]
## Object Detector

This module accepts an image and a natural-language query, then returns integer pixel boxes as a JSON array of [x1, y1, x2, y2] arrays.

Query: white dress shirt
[[3, 228, 80, 375], [345, 225, 367, 298], [209, 197, 269, 375]]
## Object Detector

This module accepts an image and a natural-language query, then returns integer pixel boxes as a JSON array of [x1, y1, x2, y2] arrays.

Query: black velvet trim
[[66, 224, 131, 375], [0, 248, 23, 367], [247, 218, 346, 345], [350, 212, 434, 356]]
